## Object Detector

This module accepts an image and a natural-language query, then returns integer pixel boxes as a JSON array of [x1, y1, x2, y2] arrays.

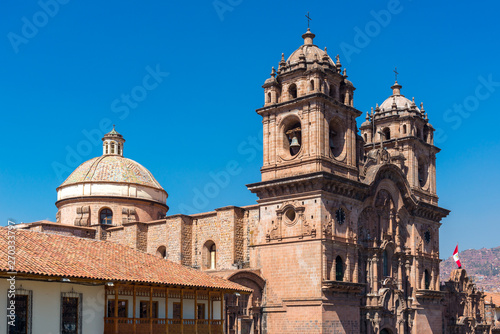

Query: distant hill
[[440, 246, 500, 293]]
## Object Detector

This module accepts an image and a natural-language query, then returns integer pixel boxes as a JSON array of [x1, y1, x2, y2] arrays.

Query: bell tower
[[258, 29, 362, 182], [248, 29, 367, 333], [360, 80, 439, 204]]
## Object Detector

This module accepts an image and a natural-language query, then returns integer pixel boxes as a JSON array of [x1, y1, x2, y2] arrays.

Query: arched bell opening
[[282, 117, 302, 157], [329, 118, 345, 159]]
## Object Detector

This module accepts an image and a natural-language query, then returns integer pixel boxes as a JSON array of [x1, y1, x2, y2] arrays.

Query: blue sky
[[1, 0, 499, 257]]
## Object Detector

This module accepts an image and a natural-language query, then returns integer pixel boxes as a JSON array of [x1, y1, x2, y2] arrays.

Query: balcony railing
[[104, 318, 223, 334]]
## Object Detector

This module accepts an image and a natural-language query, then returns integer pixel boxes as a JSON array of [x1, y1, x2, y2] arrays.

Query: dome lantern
[[302, 28, 315, 46], [391, 81, 402, 96], [102, 125, 125, 156]]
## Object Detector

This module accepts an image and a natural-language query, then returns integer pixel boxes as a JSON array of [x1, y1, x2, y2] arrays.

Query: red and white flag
[[453, 244, 462, 269]]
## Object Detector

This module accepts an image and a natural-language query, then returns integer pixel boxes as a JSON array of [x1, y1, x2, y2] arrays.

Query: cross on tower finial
[[305, 12, 312, 28], [394, 67, 399, 82]]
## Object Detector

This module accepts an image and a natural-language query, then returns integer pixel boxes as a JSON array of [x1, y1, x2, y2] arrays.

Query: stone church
[[21, 29, 498, 334]]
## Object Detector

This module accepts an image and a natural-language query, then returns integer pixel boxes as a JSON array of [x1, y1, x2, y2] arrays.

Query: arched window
[[363, 133, 368, 142], [424, 269, 431, 289], [156, 246, 167, 259], [117, 144, 121, 155], [203, 240, 216, 270], [402, 124, 407, 134], [288, 84, 297, 99], [284, 120, 302, 156], [383, 127, 391, 140], [329, 85, 335, 98], [309, 80, 314, 92], [99, 208, 113, 225], [110, 142, 115, 154], [418, 157, 428, 188], [329, 119, 344, 158], [335, 256, 344, 281], [209, 244, 216, 269], [105, 142, 109, 154], [267, 92, 271, 103], [383, 250, 389, 277]]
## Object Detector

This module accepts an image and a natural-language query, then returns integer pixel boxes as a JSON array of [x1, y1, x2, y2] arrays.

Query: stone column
[[346, 252, 351, 282], [367, 258, 372, 292], [398, 257, 403, 290], [263, 116, 269, 166], [413, 255, 420, 292], [420, 258, 426, 290], [269, 114, 276, 166], [431, 262, 436, 291], [373, 253, 379, 293], [353, 249, 359, 283], [389, 209, 395, 237]]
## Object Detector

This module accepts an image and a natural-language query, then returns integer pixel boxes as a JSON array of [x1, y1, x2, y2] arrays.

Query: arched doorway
[[226, 271, 265, 334], [380, 329, 392, 334]]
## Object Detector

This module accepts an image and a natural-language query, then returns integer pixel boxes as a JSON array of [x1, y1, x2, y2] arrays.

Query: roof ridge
[[86, 155, 107, 181]]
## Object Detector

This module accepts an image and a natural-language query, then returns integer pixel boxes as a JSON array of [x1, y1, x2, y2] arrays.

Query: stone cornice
[[416, 289, 446, 299], [248, 168, 449, 222], [322, 280, 365, 293], [247, 171, 369, 201], [256, 93, 362, 118]]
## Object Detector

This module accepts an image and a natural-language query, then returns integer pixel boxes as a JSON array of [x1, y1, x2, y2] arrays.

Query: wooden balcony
[[104, 284, 226, 334], [104, 318, 223, 334]]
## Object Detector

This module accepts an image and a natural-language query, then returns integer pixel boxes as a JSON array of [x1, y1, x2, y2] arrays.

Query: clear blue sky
[[1, 0, 499, 257]]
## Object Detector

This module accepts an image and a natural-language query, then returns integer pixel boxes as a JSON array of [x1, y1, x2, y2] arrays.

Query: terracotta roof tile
[[485, 292, 500, 307], [0, 228, 251, 292]]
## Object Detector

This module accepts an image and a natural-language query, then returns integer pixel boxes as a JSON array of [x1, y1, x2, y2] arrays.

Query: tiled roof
[[485, 292, 500, 307], [0, 228, 251, 292], [60, 155, 164, 190]]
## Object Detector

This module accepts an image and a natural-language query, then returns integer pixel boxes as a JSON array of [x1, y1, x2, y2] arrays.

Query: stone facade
[[21, 29, 498, 334]]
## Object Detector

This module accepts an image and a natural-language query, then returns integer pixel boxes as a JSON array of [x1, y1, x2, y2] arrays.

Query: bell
[[290, 135, 300, 154], [329, 137, 335, 151]]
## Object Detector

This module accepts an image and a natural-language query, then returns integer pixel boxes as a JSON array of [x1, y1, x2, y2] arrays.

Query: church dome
[[60, 155, 164, 190], [286, 29, 335, 66], [379, 81, 420, 112], [57, 127, 167, 205]]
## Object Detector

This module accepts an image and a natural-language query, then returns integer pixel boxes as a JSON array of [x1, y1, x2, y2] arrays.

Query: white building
[[0, 228, 250, 334]]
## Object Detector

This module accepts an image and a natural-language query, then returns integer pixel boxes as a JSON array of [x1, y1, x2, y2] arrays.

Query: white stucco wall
[[0, 279, 104, 334], [213, 300, 222, 319], [58, 182, 166, 204]]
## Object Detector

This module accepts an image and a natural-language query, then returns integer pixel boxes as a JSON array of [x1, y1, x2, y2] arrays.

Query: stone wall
[[37, 223, 96, 239], [146, 220, 167, 256], [57, 197, 167, 227]]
